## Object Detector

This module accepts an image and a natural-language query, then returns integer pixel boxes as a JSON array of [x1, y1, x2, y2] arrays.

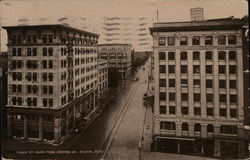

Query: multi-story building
[[97, 59, 108, 99], [3, 24, 99, 144], [98, 44, 132, 84], [150, 17, 248, 158]]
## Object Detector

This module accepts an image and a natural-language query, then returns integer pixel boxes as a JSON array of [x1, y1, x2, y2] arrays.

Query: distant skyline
[[0, 0, 248, 51]]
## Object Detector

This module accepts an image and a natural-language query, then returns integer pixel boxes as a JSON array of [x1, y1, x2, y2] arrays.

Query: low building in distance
[[150, 11, 249, 159], [3, 24, 99, 144], [97, 43, 132, 86]]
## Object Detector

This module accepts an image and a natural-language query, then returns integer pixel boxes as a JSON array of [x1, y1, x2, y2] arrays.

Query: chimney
[[190, 7, 204, 21]]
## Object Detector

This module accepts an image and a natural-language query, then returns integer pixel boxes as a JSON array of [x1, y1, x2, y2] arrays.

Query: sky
[[0, 0, 248, 51]]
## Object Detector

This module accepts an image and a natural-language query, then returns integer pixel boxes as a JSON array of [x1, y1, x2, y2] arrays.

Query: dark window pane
[[181, 52, 187, 60], [218, 35, 226, 45], [205, 36, 213, 45], [194, 107, 201, 115], [193, 65, 200, 74], [159, 52, 166, 60], [219, 94, 227, 103], [180, 36, 187, 45], [218, 51, 226, 60], [169, 106, 176, 114], [193, 51, 200, 60], [228, 35, 237, 44], [205, 51, 213, 60], [230, 109, 237, 118], [169, 79, 175, 87], [160, 106, 166, 114], [194, 123, 201, 132], [182, 123, 189, 131], [181, 65, 188, 74], [160, 92, 166, 101], [168, 65, 175, 74], [229, 51, 236, 60], [168, 52, 175, 60], [181, 107, 188, 115], [192, 36, 200, 45], [207, 108, 214, 116], [159, 65, 166, 73]]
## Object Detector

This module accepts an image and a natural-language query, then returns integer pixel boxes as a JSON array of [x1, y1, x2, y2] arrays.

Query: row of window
[[160, 121, 238, 135], [12, 47, 53, 56], [158, 35, 237, 46], [160, 92, 237, 103], [12, 34, 97, 46], [159, 79, 237, 89], [12, 85, 53, 94], [60, 47, 97, 56], [159, 51, 237, 61], [159, 106, 237, 118], [11, 72, 53, 82], [159, 65, 237, 74], [11, 96, 53, 107], [11, 60, 54, 69]]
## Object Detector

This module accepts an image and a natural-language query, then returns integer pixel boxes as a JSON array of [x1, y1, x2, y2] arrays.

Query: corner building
[[3, 25, 99, 144], [150, 17, 248, 159]]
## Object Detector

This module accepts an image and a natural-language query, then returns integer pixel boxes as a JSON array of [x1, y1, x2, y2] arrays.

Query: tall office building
[[150, 16, 248, 158], [3, 24, 99, 144]]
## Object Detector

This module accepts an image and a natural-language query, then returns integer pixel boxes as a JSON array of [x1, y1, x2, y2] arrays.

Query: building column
[[201, 140, 204, 155], [201, 123, 207, 138], [214, 124, 220, 136], [188, 122, 194, 137], [176, 121, 182, 137], [66, 110, 69, 135], [38, 115, 43, 141], [23, 114, 28, 140], [213, 124, 221, 158], [54, 117, 62, 144], [93, 91, 96, 110], [7, 113, 12, 138], [73, 105, 76, 129], [153, 137, 158, 152], [177, 140, 180, 154], [214, 139, 221, 158]]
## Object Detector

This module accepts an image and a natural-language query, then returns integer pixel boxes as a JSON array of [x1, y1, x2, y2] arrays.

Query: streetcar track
[[95, 83, 140, 160]]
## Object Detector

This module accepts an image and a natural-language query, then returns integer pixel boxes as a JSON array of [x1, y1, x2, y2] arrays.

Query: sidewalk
[[140, 107, 217, 160]]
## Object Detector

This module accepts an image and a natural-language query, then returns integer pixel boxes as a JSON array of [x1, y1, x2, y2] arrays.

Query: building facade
[[97, 59, 108, 99], [3, 25, 99, 144], [150, 17, 248, 158], [97, 44, 132, 84]]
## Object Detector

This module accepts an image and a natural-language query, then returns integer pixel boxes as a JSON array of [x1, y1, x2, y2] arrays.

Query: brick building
[[98, 44, 132, 85], [150, 17, 249, 158], [3, 24, 99, 144]]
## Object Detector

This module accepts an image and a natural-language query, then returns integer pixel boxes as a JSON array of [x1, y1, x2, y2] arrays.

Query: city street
[[60, 62, 149, 160]]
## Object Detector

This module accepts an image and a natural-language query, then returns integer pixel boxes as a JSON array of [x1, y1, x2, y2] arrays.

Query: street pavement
[[104, 64, 148, 160]]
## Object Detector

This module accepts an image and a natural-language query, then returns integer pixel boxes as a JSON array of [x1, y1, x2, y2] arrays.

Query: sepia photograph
[[0, 0, 249, 159]]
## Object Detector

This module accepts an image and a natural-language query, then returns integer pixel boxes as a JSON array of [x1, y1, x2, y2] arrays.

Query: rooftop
[[150, 17, 245, 33], [2, 24, 99, 37]]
